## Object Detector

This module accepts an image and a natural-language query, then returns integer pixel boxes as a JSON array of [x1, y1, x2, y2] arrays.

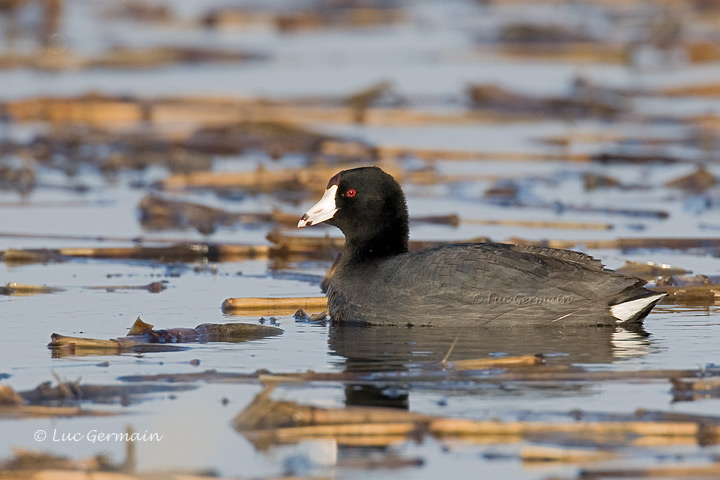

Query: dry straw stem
[[5, 94, 525, 130], [222, 297, 327, 315], [578, 462, 720, 479], [376, 145, 589, 163], [519, 445, 616, 463], [49, 334, 122, 350], [462, 218, 612, 230], [445, 354, 544, 370], [508, 237, 720, 251], [2, 244, 269, 264], [661, 82, 720, 96], [158, 164, 403, 192], [0, 405, 115, 419], [494, 42, 628, 64], [57, 245, 267, 260], [615, 261, 690, 280], [428, 418, 703, 438], [0, 231, 211, 245], [648, 284, 720, 303], [239, 404, 719, 446], [0, 282, 62, 296]]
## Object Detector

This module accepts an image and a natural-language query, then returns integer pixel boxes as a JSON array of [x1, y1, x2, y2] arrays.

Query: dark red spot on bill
[[327, 173, 341, 188]]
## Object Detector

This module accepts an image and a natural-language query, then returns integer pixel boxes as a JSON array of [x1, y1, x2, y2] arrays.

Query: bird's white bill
[[298, 185, 338, 227]]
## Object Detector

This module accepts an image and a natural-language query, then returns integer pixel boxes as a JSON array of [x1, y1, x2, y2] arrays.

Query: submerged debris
[[575, 463, 720, 479], [88, 46, 264, 69], [648, 283, 720, 305], [119, 362, 720, 389], [583, 172, 622, 191], [0, 385, 23, 406], [19, 379, 194, 406], [183, 120, 329, 157], [87, 281, 167, 293], [655, 274, 720, 286], [615, 261, 692, 281], [48, 316, 283, 356], [138, 194, 274, 234], [0, 384, 116, 419], [344, 80, 402, 124], [665, 166, 717, 192], [499, 23, 596, 44], [293, 309, 329, 324], [467, 78, 625, 118], [672, 377, 720, 402], [274, 6, 406, 33], [0, 446, 218, 479]]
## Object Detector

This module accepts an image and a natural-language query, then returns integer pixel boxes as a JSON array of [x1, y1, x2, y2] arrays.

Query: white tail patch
[[610, 294, 666, 322]]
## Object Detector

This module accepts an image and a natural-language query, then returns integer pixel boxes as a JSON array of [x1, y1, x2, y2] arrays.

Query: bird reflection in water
[[328, 323, 652, 410]]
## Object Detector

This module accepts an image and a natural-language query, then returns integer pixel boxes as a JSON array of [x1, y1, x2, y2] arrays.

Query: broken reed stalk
[[236, 384, 720, 442], [2, 244, 269, 263], [519, 445, 616, 463], [241, 417, 716, 445], [271, 233, 720, 259], [428, 418, 704, 438], [159, 164, 402, 192], [222, 297, 327, 314], [648, 283, 720, 302], [509, 237, 720, 251], [0, 282, 62, 295], [440, 337, 459, 366], [0, 231, 224, 245], [244, 423, 421, 443], [445, 354, 544, 370], [461, 218, 612, 230], [375, 146, 590, 163], [57, 245, 268, 260], [0, 405, 117, 419], [579, 463, 720, 479], [7, 95, 490, 129]]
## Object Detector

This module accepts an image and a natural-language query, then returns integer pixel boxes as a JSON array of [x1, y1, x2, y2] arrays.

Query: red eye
[[346, 188, 357, 197]]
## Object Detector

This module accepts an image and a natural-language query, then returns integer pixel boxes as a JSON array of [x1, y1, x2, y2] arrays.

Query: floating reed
[[222, 296, 327, 315]]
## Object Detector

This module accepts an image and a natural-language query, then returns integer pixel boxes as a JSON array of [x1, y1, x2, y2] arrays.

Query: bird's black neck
[[343, 228, 409, 264]]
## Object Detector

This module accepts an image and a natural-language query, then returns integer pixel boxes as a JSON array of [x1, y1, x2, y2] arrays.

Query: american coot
[[298, 166, 666, 327]]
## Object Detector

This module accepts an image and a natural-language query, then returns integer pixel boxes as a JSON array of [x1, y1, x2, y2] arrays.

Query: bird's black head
[[298, 166, 409, 261]]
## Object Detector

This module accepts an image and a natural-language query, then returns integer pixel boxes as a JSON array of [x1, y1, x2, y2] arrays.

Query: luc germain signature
[[473, 293, 575, 306]]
